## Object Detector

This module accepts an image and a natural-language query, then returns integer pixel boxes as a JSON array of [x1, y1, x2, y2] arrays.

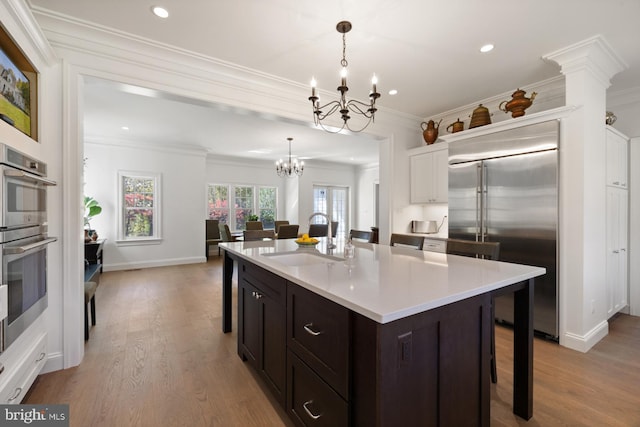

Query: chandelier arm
[[346, 100, 377, 118], [315, 102, 343, 121], [316, 120, 347, 134], [345, 116, 373, 133]]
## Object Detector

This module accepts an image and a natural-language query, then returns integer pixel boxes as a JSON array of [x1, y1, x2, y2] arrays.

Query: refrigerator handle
[[476, 163, 482, 241], [482, 163, 488, 241]]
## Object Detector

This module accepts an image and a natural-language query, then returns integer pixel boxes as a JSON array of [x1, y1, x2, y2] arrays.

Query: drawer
[[0, 332, 47, 404], [287, 283, 349, 399], [239, 260, 286, 305], [423, 238, 446, 253], [287, 351, 348, 427]]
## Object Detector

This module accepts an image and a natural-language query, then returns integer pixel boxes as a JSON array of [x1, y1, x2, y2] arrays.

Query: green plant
[[84, 196, 102, 229], [247, 214, 259, 222]]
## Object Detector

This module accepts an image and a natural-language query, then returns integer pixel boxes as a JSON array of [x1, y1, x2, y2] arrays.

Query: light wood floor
[[25, 258, 640, 426]]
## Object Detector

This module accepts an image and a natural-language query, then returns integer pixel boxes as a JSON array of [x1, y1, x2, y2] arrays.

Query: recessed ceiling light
[[151, 6, 169, 18], [388, 89, 398, 95], [480, 44, 494, 53], [121, 126, 129, 131]]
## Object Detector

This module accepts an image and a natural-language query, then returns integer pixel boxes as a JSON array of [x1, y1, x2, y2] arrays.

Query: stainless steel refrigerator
[[448, 120, 559, 339]]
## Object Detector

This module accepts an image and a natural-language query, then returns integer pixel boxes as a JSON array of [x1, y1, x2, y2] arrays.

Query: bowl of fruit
[[295, 234, 319, 247]]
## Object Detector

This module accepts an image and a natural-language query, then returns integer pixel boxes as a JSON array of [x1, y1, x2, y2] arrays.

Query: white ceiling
[[28, 0, 640, 165]]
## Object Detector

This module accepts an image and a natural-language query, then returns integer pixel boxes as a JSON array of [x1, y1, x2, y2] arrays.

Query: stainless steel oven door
[[1, 235, 56, 351], [1, 165, 56, 232]]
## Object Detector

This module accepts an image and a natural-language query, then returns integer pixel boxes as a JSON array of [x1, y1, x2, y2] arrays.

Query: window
[[207, 184, 229, 224], [312, 185, 349, 238], [207, 184, 277, 231], [235, 186, 254, 230], [259, 187, 277, 229], [118, 171, 161, 242]]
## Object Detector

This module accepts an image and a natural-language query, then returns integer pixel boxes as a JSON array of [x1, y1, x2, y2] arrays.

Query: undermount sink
[[262, 251, 343, 267]]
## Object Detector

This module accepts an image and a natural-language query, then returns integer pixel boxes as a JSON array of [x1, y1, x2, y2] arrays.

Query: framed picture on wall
[[0, 24, 38, 141]]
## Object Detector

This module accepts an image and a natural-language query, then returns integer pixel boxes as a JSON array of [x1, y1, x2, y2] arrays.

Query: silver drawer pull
[[303, 323, 322, 336], [303, 400, 322, 420], [36, 352, 45, 363], [8, 387, 22, 402]]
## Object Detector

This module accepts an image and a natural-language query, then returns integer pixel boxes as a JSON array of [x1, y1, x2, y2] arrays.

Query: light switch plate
[[0, 285, 8, 321]]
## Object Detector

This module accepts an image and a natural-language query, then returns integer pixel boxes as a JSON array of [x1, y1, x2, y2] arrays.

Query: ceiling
[[28, 0, 640, 166]]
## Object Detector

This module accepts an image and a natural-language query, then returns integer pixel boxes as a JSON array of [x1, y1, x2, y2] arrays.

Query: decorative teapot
[[421, 119, 442, 145], [469, 104, 492, 128], [499, 89, 537, 118], [446, 118, 464, 133]]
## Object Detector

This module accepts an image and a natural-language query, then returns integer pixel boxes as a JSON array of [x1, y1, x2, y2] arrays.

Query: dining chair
[[276, 224, 299, 239], [274, 220, 289, 233], [446, 238, 501, 383], [219, 223, 239, 243], [308, 221, 339, 238], [349, 229, 372, 242], [246, 221, 264, 230], [243, 229, 276, 241], [205, 219, 222, 259], [389, 233, 424, 250]]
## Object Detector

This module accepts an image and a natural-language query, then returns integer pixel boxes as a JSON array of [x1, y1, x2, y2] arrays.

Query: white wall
[[85, 141, 207, 270], [354, 164, 378, 231]]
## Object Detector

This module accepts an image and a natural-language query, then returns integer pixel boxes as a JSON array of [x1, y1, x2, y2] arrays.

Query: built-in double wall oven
[[0, 144, 56, 353]]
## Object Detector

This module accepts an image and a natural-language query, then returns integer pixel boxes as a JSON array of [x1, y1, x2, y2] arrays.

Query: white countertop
[[221, 239, 545, 324]]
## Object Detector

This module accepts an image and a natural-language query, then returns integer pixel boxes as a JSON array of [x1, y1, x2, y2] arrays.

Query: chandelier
[[308, 21, 381, 133], [276, 137, 304, 177]]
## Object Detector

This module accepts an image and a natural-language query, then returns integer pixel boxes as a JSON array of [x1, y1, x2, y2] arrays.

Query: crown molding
[[31, 8, 419, 139], [85, 135, 208, 158], [1, 0, 57, 67]]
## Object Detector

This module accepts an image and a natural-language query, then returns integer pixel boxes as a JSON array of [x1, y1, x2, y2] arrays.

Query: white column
[[544, 36, 627, 351], [630, 137, 640, 316]]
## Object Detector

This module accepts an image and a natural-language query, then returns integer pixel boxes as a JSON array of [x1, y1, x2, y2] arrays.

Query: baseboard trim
[[561, 320, 609, 353], [42, 352, 64, 374], [104, 256, 204, 272]]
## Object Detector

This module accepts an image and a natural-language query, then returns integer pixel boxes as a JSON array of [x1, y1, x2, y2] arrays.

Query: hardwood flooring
[[25, 258, 640, 426]]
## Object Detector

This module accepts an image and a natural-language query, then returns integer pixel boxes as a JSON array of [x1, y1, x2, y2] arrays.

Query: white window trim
[[116, 170, 162, 245], [207, 183, 278, 231]]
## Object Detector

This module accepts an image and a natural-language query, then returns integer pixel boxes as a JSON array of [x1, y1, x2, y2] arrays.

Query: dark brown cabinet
[[287, 283, 350, 426], [237, 257, 495, 426], [237, 260, 286, 407]]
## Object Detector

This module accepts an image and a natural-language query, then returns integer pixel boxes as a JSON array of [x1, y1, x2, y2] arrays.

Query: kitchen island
[[220, 239, 544, 426]]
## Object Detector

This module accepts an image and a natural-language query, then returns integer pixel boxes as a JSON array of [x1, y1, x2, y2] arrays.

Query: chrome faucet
[[308, 212, 335, 249]]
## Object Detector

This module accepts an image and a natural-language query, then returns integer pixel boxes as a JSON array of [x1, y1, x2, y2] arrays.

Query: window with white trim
[[118, 171, 161, 242], [207, 184, 277, 231]]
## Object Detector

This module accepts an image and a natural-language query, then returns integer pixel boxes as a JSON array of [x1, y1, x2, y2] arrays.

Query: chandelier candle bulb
[[311, 78, 317, 97], [372, 74, 378, 94]]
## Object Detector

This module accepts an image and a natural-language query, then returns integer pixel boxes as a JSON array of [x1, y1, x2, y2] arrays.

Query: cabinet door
[[410, 149, 448, 204], [238, 265, 287, 406], [410, 153, 432, 203], [606, 187, 629, 318], [432, 148, 449, 203], [239, 279, 261, 366], [606, 129, 628, 188]]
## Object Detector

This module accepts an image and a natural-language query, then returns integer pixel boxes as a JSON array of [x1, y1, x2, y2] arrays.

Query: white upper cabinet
[[606, 127, 629, 188], [409, 143, 448, 204]]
